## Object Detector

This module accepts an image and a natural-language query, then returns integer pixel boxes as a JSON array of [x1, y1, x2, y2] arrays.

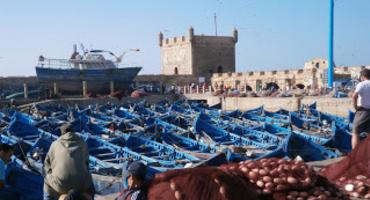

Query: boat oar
[[15, 141, 42, 175], [199, 131, 216, 145]]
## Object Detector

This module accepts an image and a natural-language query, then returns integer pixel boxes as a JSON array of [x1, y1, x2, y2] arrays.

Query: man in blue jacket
[[0, 143, 19, 200]]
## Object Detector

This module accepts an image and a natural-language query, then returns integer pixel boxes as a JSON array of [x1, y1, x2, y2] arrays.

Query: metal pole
[[214, 13, 218, 36], [328, 0, 334, 88], [110, 81, 115, 95], [23, 83, 28, 99], [82, 81, 87, 97], [53, 82, 58, 95]]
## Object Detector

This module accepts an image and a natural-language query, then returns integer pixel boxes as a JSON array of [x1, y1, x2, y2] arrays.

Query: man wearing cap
[[116, 161, 148, 200], [352, 69, 370, 148], [43, 123, 94, 200]]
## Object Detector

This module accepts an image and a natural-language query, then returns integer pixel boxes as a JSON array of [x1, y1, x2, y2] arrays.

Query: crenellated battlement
[[161, 36, 191, 47], [160, 26, 237, 76], [159, 27, 237, 47], [211, 58, 370, 91]]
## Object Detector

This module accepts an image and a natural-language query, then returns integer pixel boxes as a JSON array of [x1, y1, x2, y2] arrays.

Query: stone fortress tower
[[159, 27, 238, 77]]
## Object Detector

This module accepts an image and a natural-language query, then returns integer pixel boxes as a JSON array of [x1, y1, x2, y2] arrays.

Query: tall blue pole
[[328, 0, 334, 88]]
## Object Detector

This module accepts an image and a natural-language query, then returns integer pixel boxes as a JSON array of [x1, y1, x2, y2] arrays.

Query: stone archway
[[265, 82, 280, 91], [174, 67, 178, 75], [245, 85, 253, 91], [296, 83, 305, 89]]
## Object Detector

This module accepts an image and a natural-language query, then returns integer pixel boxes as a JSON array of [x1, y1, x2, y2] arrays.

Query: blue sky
[[0, 0, 369, 76]]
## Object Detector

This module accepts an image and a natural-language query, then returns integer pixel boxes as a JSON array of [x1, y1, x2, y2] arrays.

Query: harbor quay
[[1, 1, 370, 199], [0, 27, 368, 200]]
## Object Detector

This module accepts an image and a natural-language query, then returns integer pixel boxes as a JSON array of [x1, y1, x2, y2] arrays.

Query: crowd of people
[[209, 79, 359, 98]]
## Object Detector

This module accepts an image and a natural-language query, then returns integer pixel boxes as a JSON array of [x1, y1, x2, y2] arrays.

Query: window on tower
[[217, 66, 223, 73]]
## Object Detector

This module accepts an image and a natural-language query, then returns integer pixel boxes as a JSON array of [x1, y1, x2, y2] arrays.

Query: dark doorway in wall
[[265, 82, 280, 91], [296, 83, 305, 89], [245, 85, 253, 91], [217, 66, 223, 73], [316, 63, 320, 68], [174, 67, 178, 75]]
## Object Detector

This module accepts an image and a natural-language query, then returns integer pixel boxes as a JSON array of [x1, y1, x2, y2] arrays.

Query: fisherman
[[9, 98, 16, 108], [0, 144, 19, 200], [43, 123, 94, 200], [116, 161, 148, 200], [109, 121, 118, 132], [352, 69, 370, 148]]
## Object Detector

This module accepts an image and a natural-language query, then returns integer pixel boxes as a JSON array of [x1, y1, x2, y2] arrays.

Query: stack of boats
[[0, 100, 354, 199]]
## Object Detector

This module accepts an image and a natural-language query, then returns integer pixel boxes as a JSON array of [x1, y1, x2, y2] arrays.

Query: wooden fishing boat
[[260, 132, 339, 162]]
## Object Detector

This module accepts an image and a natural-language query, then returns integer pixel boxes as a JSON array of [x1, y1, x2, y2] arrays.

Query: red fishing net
[[147, 167, 259, 200], [131, 89, 147, 98], [146, 158, 349, 200], [222, 159, 347, 200], [320, 136, 370, 184], [320, 136, 370, 198]]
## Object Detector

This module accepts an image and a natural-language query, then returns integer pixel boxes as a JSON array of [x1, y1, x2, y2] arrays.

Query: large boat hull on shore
[[36, 67, 141, 94]]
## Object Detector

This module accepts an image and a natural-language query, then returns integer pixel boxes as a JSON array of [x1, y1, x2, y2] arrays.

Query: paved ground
[[96, 193, 119, 200]]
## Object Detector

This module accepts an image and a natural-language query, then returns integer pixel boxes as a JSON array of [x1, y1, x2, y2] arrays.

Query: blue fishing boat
[[73, 114, 141, 139], [114, 108, 142, 120], [258, 123, 329, 145], [109, 134, 200, 166], [170, 104, 196, 116], [0, 134, 46, 200], [5, 162, 44, 200], [143, 118, 220, 158], [36, 45, 141, 94], [113, 108, 145, 126], [323, 123, 352, 153], [242, 109, 289, 126], [0, 136, 44, 200], [197, 112, 281, 146], [308, 107, 351, 130], [6, 115, 121, 175], [259, 132, 339, 162], [244, 106, 264, 115], [159, 115, 191, 132], [159, 131, 218, 159], [226, 124, 282, 145], [193, 114, 274, 149], [132, 104, 159, 117]]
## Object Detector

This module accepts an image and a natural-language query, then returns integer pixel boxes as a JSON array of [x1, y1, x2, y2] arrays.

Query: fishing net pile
[[320, 136, 370, 199], [131, 89, 147, 98], [147, 158, 348, 200], [224, 158, 347, 200], [147, 167, 259, 200]]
